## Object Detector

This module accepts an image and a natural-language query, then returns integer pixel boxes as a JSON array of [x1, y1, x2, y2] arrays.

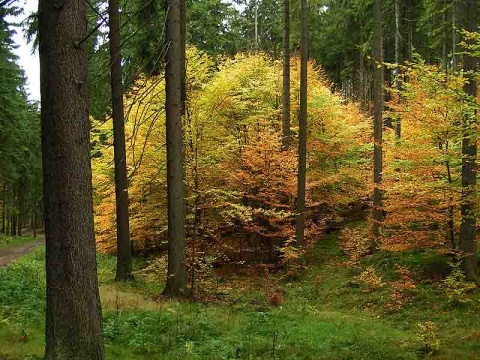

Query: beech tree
[[163, 0, 188, 296], [38, 0, 105, 358]]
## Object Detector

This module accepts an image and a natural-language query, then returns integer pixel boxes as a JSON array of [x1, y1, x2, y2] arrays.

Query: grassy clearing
[[0, 229, 479, 359]]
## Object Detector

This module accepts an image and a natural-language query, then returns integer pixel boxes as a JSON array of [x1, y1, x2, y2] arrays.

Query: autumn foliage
[[92, 47, 371, 265]]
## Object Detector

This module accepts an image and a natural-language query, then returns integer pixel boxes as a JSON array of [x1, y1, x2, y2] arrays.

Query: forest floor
[[0, 226, 479, 359]]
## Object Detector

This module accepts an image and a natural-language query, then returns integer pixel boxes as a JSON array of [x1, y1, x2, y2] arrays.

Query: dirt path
[[0, 234, 44, 266]]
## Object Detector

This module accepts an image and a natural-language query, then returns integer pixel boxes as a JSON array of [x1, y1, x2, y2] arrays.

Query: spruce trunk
[[295, 0, 308, 247], [39, 0, 105, 357], [163, 0, 188, 296], [109, 0, 132, 281]]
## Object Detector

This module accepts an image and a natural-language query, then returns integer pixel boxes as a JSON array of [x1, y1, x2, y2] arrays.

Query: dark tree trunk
[[1, 182, 5, 234], [109, 0, 132, 281], [33, 210, 37, 238], [163, 0, 188, 296], [295, 0, 308, 247], [38, 0, 106, 358], [180, 0, 186, 115], [11, 213, 16, 237], [6, 206, 9, 236], [459, 0, 478, 282], [372, 0, 384, 251], [281, 0, 290, 150], [358, 20, 365, 111], [17, 183, 23, 236], [394, 0, 402, 139]]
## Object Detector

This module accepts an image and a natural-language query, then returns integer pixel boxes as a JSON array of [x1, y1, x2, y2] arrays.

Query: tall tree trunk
[[109, 0, 133, 281], [254, 0, 259, 48], [17, 183, 23, 237], [295, 0, 308, 247], [1, 182, 5, 234], [33, 210, 37, 238], [394, 0, 402, 139], [452, 0, 458, 71], [180, 0, 186, 115], [11, 213, 16, 237], [359, 20, 365, 111], [163, 0, 188, 296], [372, 0, 384, 251], [442, 0, 448, 72], [281, 0, 290, 150], [38, 0, 105, 357], [6, 206, 10, 236], [11, 186, 16, 237], [459, 0, 478, 282]]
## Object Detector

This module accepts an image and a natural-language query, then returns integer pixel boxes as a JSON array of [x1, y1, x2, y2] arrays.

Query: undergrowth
[[0, 226, 479, 359]]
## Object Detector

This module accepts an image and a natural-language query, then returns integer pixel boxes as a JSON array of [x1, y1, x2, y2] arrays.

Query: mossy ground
[[0, 229, 478, 359]]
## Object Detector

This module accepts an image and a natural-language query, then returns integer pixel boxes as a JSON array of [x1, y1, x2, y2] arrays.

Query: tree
[[281, 0, 290, 150], [163, 0, 188, 296], [109, 0, 133, 281], [38, 0, 105, 357], [459, 0, 477, 282], [372, 0, 384, 251], [295, 0, 307, 247], [394, 0, 402, 139]]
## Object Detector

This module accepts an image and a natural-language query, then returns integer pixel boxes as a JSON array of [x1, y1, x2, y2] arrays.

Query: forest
[[0, 0, 479, 358]]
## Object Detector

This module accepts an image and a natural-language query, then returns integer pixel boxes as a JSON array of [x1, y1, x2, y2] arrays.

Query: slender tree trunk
[[359, 21, 365, 111], [281, 0, 290, 150], [11, 213, 16, 237], [38, 0, 105, 357], [6, 206, 9, 236], [163, 0, 188, 296], [372, 0, 384, 251], [33, 210, 37, 238], [11, 186, 16, 237], [17, 183, 23, 236], [109, 0, 132, 281], [1, 182, 5, 234], [459, 0, 478, 282], [442, 0, 448, 72], [180, 0, 186, 115], [254, 0, 259, 48], [295, 0, 308, 247], [394, 0, 402, 139], [452, 0, 458, 71]]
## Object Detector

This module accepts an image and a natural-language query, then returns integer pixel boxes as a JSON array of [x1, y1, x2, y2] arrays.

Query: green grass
[[0, 229, 479, 359], [0, 234, 40, 251]]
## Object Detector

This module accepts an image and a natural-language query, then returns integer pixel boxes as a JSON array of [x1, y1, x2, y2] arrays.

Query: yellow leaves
[[92, 46, 373, 252]]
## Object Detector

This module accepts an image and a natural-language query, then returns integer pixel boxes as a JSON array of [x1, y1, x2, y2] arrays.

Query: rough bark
[[109, 0, 133, 281], [295, 0, 308, 247], [281, 0, 290, 150], [372, 0, 384, 251], [459, 0, 478, 282], [163, 0, 188, 296], [38, 0, 105, 357]]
